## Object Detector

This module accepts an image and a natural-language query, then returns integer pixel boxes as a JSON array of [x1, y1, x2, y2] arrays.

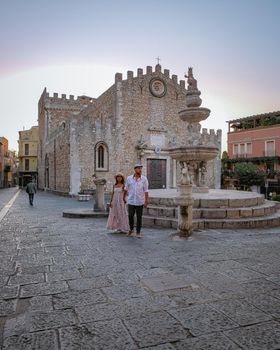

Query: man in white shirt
[[125, 164, 149, 238]]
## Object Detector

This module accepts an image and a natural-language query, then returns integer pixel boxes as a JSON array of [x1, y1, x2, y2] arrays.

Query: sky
[[0, 0, 279, 151]]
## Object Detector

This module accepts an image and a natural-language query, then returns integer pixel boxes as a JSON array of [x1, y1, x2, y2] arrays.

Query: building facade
[[226, 111, 280, 192], [18, 126, 39, 187], [38, 65, 221, 195], [0, 137, 17, 188], [0, 139, 4, 187]]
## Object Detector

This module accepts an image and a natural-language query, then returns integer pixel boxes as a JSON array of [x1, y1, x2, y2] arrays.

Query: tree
[[234, 162, 265, 190]]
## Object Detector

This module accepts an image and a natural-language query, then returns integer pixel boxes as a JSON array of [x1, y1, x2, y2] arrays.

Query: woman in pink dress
[[106, 173, 129, 233]]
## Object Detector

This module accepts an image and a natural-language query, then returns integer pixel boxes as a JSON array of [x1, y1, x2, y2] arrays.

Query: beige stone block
[[155, 218, 172, 228], [229, 199, 244, 208], [142, 217, 155, 227], [197, 221, 205, 229], [147, 208, 159, 216], [205, 221, 223, 229], [193, 210, 201, 219], [272, 218, 280, 226], [223, 220, 250, 229], [240, 208, 252, 217], [202, 210, 226, 219], [200, 199, 228, 208], [246, 198, 259, 206], [252, 208, 265, 217], [255, 220, 267, 228], [226, 210, 240, 218]]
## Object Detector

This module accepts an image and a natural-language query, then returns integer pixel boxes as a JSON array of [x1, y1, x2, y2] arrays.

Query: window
[[25, 159, 29, 171], [246, 143, 252, 154], [240, 143, 245, 154], [98, 145, 104, 168], [24, 144, 29, 155], [265, 140, 275, 156], [95, 142, 109, 171], [233, 144, 238, 155]]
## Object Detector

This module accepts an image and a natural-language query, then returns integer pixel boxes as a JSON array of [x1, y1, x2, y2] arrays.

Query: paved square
[[0, 189, 280, 349]]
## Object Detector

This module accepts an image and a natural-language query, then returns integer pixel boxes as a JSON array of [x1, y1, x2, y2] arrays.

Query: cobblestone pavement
[[0, 187, 19, 211], [0, 188, 280, 349]]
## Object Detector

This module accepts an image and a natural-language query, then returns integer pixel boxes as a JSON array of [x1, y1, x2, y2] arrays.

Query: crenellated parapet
[[200, 128, 222, 147], [45, 91, 95, 103], [113, 65, 187, 95], [41, 89, 95, 111]]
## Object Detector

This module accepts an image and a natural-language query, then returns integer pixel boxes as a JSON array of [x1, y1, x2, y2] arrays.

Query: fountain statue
[[169, 68, 219, 237]]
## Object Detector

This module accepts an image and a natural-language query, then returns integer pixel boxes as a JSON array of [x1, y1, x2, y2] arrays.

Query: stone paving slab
[[174, 332, 242, 349], [59, 319, 137, 350], [168, 304, 239, 336], [123, 311, 189, 348], [0, 299, 17, 316], [53, 289, 107, 309], [46, 269, 81, 282], [0, 189, 280, 349], [76, 294, 176, 324], [142, 344, 176, 350], [19, 295, 54, 312], [0, 286, 19, 299], [8, 272, 45, 286], [4, 309, 77, 338], [102, 283, 150, 301], [20, 281, 69, 298], [245, 293, 280, 318], [209, 298, 273, 326], [141, 273, 199, 292], [3, 329, 59, 350], [67, 276, 113, 291], [225, 321, 280, 350]]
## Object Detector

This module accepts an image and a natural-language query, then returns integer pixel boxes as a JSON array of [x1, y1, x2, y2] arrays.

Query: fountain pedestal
[[176, 184, 194, 236]]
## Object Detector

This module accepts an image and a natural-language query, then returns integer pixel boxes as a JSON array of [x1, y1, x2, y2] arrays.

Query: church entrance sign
[[147, 159, 166, 189]]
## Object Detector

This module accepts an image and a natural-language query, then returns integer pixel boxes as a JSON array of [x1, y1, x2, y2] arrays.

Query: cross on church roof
[[156, 56, 161, 65]]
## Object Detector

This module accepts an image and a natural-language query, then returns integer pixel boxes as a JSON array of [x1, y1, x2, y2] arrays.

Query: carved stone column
[[175, 162, 194, 236], [176, 184, 194, 237], [93, 178, 106, 212]]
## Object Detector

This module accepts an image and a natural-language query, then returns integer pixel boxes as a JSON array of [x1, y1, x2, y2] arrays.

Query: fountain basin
[[179, 107, 210, 123], [169, 146, 218, 162]]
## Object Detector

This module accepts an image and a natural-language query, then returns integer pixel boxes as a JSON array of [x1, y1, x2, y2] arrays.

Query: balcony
[[264, 150, 276, 157], [233, 153, 249, 159]]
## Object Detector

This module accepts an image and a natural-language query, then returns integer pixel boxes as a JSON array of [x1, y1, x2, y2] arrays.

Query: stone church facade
[[38, 64, 221, 194]]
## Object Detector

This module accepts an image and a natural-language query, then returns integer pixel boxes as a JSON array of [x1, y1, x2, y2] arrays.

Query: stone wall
[[38, 89, 94, 191]]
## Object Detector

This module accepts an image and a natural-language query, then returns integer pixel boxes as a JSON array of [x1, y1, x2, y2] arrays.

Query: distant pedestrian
[[26, 179, 37, 206], [126, 164, 149, 238], [106, 173, 129, 233]]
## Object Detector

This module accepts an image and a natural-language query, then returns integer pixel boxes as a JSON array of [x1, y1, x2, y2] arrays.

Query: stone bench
[[78, 194, 91, 201]]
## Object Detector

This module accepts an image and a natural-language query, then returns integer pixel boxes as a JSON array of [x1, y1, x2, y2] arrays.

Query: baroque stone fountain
[[169, 67, 219, 236]]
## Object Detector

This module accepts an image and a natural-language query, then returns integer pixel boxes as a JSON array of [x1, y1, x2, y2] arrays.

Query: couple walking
[[106, 164, 149, 238]]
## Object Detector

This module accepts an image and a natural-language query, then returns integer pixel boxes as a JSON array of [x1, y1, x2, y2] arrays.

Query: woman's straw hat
[[115, 172, 125, 179]]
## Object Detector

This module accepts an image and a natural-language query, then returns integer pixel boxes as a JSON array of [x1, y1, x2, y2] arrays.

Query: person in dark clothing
[[26, 180, 37, 206]]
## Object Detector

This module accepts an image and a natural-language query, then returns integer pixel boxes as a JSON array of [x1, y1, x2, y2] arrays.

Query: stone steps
[[144, 201, 276, 220], [149, 193, 265, 208], [143, 209, 280, 229], [143, 189, 280, 229]]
